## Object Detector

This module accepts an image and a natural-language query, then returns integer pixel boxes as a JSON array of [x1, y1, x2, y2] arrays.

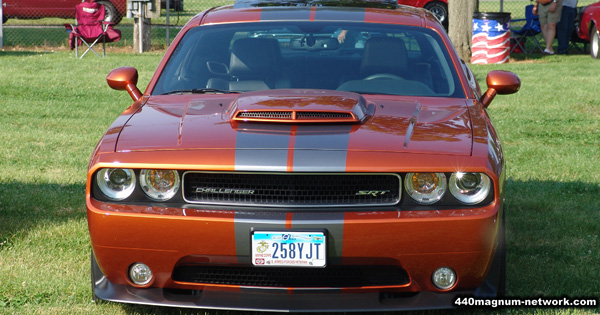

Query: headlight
[[404, 172, 447, 205], [96, 168, 136, 201], [449, 172, 491, 205], [139, 169, 180, 201]]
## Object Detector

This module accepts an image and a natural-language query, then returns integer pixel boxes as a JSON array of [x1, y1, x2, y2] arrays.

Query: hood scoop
[[229, 89, 374, 123]]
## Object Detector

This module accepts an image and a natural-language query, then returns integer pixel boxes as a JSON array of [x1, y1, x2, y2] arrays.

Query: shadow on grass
[[509, 47, 590, 62], [0, 50, 54, 56], [503, 179, 600, 298], [0, 181, 86, 248]]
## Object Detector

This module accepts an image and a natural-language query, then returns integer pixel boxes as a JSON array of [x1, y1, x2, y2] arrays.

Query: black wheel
[[424, 1, 448, 29], [97, 0, 122, 25], [591, 25, 600, 59]]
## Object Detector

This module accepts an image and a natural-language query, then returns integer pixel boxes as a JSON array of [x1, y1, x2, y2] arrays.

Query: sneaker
[[543, 49, 555, 55]]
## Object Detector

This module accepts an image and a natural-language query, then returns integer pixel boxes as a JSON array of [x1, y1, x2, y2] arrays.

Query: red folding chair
[[65, 0, 121, 58]]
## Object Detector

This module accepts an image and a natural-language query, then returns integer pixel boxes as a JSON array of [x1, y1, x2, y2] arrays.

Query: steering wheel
[[364, 73, 403, 81]]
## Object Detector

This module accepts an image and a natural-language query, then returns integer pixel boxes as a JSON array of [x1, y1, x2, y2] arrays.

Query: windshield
[[153, 22, 463, 98]]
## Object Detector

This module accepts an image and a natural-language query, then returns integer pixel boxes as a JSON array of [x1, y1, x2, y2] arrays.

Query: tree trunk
[[448, 0, 478, 62]]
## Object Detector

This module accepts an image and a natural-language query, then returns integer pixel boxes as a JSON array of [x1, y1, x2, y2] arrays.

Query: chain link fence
[[0, 0, 596, 49]]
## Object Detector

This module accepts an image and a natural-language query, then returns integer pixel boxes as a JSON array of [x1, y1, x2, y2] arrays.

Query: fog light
[[129, 263, 153, 286], [432, 267, 456, 290]]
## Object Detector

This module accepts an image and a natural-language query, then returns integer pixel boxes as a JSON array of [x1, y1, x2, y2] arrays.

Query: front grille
[[182, 172, 401, 207], [172, 265, 409, 288]]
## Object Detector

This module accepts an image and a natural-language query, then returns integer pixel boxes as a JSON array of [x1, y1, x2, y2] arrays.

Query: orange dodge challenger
[[87, 0, 521, 311]]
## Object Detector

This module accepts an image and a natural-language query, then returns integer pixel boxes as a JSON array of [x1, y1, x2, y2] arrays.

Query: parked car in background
[[1, 0, 183, 24], [87, 0, 520, 311], [399, 0, 448, 28], [577, 1, 600, 58], [1, 0, 126, 24]]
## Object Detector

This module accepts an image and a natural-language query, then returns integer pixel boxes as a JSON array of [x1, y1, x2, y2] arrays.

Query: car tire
[[424, 1, 448, 29], [97, 0, 122, 25], [591, 25, 600, 59]]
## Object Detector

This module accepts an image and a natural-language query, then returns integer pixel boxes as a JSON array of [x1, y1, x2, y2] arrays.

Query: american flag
[[472, 17, 511, 64]]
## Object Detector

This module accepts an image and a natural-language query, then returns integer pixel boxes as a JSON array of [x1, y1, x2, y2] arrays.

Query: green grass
[[1, 25, 181, 49], [0, 49, 599, 315], [469, 56, 600, 303]]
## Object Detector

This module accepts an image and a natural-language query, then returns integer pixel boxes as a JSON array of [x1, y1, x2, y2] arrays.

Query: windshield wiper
[[343, 90, 396, 96], [161, 88, 239, 95]]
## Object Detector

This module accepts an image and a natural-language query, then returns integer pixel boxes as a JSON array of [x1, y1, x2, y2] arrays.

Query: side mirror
[[481, 70, 521, 108], [106, 67, 143, 102]]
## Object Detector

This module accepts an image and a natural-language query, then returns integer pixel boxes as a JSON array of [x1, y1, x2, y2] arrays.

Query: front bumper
[[88, 198, 503, 311], [92, 246, 503, 312]]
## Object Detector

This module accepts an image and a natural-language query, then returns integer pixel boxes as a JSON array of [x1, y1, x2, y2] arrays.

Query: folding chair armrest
[[510, 18, 526, 30]]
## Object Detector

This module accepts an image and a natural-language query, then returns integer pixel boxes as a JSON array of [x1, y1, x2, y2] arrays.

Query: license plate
[[252, 231, 326, 267]]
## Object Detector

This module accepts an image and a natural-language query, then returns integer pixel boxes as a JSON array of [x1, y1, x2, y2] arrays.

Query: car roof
[[234, 0, 398, 9], [188, 1, 442, 30]]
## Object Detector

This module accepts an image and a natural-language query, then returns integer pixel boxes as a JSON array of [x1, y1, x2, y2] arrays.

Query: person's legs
[[539, 2, 563, 54], [540, 23, 555, 53], [545, 22, 558, 52], [556, 8, 569, 53], [557, 6, 576, 54]]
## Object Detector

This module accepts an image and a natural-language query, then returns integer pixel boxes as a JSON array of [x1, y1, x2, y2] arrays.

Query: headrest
[[229, 38, 281, 77], [360, 37, 408, 77]]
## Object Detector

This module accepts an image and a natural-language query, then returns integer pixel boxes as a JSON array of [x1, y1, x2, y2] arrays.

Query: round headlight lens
[[404, 172, 447, 205], [129, 262, 153, 286], [449, 172, 491, 205], [139, 169, 180, 201], [96, 168, 136, 201], [432, 267, 457, 290]]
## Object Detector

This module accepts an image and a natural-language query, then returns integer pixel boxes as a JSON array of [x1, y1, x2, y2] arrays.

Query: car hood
[[116, 90, 473, 163]]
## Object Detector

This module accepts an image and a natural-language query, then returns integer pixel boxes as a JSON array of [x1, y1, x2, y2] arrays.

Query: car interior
[[153, 22, 460, 98]]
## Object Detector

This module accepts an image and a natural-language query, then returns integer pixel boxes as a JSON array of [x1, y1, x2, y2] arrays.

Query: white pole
[[139, 2, 144, 53], [165, 0, 170, 46], [1, 0, 4, 49]]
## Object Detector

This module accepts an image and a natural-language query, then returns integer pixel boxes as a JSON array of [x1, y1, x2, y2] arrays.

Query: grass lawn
[[0, 48, 598, 315]]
